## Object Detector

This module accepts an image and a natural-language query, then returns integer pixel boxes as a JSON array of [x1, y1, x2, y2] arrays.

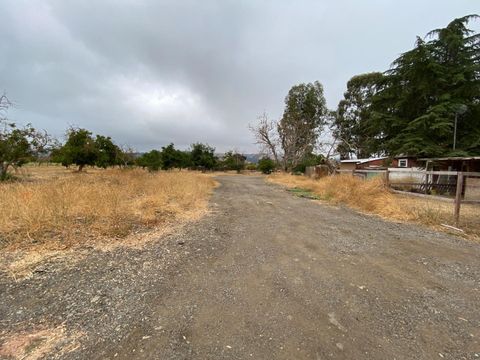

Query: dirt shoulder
[[1, 176, 479, 359]]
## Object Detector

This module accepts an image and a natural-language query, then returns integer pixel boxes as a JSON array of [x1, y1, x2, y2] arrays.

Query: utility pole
[[453, 113, 458, 150]]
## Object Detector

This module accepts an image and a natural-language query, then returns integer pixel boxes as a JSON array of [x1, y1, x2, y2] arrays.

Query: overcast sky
[[1, 1, 478, 152]]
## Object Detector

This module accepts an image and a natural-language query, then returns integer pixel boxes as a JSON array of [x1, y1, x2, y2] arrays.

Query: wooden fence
[[338, 169, 480, 226]]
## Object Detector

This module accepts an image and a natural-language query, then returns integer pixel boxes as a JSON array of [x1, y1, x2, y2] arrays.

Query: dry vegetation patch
[[0, 325, 83, 360], [268, 173, 480, 239], [0, 167, 216, 251]]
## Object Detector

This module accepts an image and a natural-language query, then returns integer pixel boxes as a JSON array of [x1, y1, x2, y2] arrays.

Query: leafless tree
[[117, 144, 136, 167], [316, 114, 351, 174], [316, 113, 339, 159], [249, 112, 281, 165], [32, 130, 60, 164], [0, 93, 13, 121]]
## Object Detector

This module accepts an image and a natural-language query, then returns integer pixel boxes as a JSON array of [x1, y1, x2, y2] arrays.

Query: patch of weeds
[[0, 172, 19, 182], [318, 192, 333, 201], [288, 187, 320, 200], [24, 336, 47, 355]]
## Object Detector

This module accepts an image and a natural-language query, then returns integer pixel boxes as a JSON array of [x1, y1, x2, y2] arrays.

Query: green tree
[[370, 15, 480, 157], [278, 81, 328, 170], [221, 151, 246, 173], [0, 94, 52, 180], [136, 150, 162, 171], [95, 135, 120, 168], [334, 72, 384, 159], [190, 143, 217, 170], [177, 150, 192, 169], [49, 145, 65, 165], [60, 128, 98, 171], [160, 143, 190, 170], [292, 153, 325, 173], [0, 122, 36, 179], [257, 157, 276, 174]]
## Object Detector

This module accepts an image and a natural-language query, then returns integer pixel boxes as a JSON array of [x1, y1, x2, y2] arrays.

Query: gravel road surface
[[1, 175, 479, 359]]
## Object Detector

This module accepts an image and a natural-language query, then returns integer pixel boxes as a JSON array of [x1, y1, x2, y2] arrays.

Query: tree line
[[0, 95, 270, 180], [252, 15, 480, 170], [51, 131, 255, 173]]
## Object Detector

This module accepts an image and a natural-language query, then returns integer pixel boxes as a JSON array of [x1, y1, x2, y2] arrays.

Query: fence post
[[424, 171, 428, 194], [385, 169, 390, 188], [454, 172, 464, 227]]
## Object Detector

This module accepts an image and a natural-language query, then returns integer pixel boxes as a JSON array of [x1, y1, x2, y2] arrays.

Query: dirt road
[[1, 176, 480, 359]]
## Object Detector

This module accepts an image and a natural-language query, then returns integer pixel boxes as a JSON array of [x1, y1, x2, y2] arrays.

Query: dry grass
[[268, 173, 480, 240], [0, 166, 216, 251], [0, 325, 83, 359]]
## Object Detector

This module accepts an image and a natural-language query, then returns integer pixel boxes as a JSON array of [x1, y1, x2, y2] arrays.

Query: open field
[[0, 165, 216, 251], [267, 173, 480, 240]]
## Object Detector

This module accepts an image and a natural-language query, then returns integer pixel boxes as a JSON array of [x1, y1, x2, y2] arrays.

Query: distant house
[[339, 157, 387, 171], [387, 156, 480, 196], [420, 156, 480, 172], [387, 156, 424, 182], [389, 155, 480, 172], [341, 155, 480, 171], [390, 156, 421, 169]]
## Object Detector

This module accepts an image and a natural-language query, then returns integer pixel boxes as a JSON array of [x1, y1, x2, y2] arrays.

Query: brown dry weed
[[0, 167, 216, 251]]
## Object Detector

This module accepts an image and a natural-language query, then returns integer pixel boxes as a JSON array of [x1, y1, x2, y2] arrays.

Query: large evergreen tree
[[370, 15, 480, 157]]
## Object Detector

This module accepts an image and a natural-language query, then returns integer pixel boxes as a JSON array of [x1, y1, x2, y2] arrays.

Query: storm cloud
[[1, 0, 478, 152]]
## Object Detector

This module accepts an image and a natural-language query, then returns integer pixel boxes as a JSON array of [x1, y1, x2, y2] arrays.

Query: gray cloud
[[1, 0, 478, 151]]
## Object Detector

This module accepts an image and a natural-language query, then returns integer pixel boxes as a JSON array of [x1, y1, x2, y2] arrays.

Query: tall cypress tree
[[370, 15, 480, 157]]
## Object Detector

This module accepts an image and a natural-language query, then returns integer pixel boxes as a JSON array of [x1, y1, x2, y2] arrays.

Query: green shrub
[[258, 157, 276, 174], [292, 153, 325, 173]]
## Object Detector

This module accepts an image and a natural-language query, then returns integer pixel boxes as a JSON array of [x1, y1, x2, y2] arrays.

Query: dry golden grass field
[[268, 173, 480, 240], [0, 165, 216, 251]]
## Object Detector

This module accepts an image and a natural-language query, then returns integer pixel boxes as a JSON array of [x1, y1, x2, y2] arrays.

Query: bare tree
[[249, 112, 280, 165], [32, 130, 59, 165], [316, 122, 339, 174], [0, 93, 13, 120], [117, 144, 136, 167], [316, 112, 339, 159]]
